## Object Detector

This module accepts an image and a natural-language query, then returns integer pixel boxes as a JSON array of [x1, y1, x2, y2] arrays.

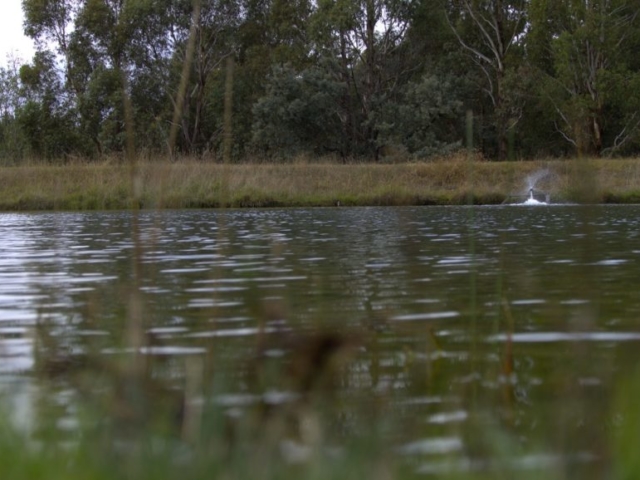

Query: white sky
[[0, 0, 35, 65]]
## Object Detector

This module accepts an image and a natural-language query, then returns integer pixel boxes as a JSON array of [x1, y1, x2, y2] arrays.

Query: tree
[[446, 0, 528, 159], [377, 74, 465, 158], [229, 0, 317, 159], [528, 0, 640, 156], [0, 57, 28, 162], [22, 0, 84, 94], [17, 51, 88, 159], [251, 62, 347, 157], [309, 0, 415, 158]]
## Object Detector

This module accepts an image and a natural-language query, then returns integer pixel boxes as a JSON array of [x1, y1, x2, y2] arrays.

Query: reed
[[2, 156, 640, 210]]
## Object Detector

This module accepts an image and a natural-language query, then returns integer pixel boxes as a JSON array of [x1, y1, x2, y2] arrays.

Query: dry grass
[[2, 156, 640, 210]]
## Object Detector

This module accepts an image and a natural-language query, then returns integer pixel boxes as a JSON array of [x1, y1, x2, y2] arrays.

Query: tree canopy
[[1, 0, 640, 162]]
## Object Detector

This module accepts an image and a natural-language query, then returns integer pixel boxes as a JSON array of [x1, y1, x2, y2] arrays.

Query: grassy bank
[[2, 156, 640, 210]]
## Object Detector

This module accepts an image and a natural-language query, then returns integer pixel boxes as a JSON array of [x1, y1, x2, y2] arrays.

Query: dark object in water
[[286, 332, 358, 394]]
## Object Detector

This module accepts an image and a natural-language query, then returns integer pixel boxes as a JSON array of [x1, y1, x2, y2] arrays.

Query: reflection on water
[[1, 206, 640, 475]]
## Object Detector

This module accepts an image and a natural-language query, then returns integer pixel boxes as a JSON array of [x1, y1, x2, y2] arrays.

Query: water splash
[[525, 169, 551, 191], [523, 197, 546, 205], [521, 169, 552, 204], [502, 169, 555, 204]]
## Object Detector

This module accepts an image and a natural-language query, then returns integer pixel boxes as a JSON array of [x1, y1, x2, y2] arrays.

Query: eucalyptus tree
[[445, 0, 528, 159], [17, 51, 89, 158], [233, 0, 317, 158], [252, 0, 466, 159], [68, 0, 140, 153], [21, 0, 89, 158], [0, 58, 24, 123], [252, 61, 348, 156], [306, 0, 414, 158], [117, 0, 182, 153], [70, 0, 238, 156], [132, 0, 270, 157], [21, 0, 134, 154], [0, 58, 28, 161], [22, 0, 82, 91], [22, 0, 77, 48], [20, 0, 242, 157], [150, 0, 240, 155], [528, 0, 640, 156], [376, 0, 468, 158]]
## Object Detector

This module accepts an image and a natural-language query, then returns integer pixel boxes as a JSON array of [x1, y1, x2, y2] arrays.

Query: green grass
[[2, 156, 640, 210]]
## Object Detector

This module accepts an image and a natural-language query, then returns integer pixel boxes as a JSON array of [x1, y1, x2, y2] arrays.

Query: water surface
[[1, 205, 639, 476]]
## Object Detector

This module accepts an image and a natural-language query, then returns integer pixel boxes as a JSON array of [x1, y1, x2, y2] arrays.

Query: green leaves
[[4, 0, 640, 161], [529, 0, 640, 155], [252, 62, 348, 157], [22, 0, 79, 51], [378, 74, 464, 158]]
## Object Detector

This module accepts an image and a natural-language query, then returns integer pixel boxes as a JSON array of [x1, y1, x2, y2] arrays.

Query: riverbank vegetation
[[2, 0, 640, 164], [1, 156, 640, 211]]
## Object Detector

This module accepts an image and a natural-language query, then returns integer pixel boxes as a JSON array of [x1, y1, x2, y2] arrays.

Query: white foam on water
[[523, 198, 547, 206], [102, 346, 206, 355], [427, 410, 469, 425], [593, 259, 628, 266], [392, 311, 460, 322], [511, 299, 546, 305], [147, 327, 189, 335], [560, 299, 590, 305], [139, 346, 207, 355], [415, 298, 441, 304], [488, 331, 640, 343], [186, 327, 279, 338], [398, 437, 464, 455]]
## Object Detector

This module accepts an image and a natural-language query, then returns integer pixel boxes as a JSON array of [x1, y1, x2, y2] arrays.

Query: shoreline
[[1, 158, 640, 211]]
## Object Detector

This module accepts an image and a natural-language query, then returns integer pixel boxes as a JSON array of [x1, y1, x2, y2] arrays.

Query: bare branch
[[471, 56, 496, 105], [459, 0, 503, 70], [554, 120, 578, 147], [545, 89, 577, 147], [507, 111, 523, 131], [601, 112, 640, 156], [444, 10, 495, 67]]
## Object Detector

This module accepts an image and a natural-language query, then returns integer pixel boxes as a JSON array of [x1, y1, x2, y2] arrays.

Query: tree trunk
[[495, 68, 508, 160], [365, 0, 378, 160]]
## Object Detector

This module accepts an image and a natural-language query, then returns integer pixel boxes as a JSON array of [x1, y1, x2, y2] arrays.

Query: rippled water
[[1, 205, 640, 475]]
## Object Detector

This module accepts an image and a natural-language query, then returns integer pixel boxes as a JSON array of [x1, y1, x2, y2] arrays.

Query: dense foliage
[[2, 0, 640, 162]]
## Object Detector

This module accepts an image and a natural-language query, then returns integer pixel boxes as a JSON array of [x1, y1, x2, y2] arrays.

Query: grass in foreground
[[2, 155, 640, 210], [2, 323, 640, 480]]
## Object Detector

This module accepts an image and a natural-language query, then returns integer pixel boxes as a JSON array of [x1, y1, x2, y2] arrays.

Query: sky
[[0, 0, 35, 65]]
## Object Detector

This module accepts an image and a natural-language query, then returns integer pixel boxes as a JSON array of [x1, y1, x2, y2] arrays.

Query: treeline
[[1, 0, 640, 163]]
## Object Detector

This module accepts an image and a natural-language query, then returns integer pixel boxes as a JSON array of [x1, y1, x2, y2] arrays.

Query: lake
[[1, 205, 639, 477]]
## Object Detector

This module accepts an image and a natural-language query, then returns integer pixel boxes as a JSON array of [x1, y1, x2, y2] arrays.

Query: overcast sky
[[1, 1, 35, 65]]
